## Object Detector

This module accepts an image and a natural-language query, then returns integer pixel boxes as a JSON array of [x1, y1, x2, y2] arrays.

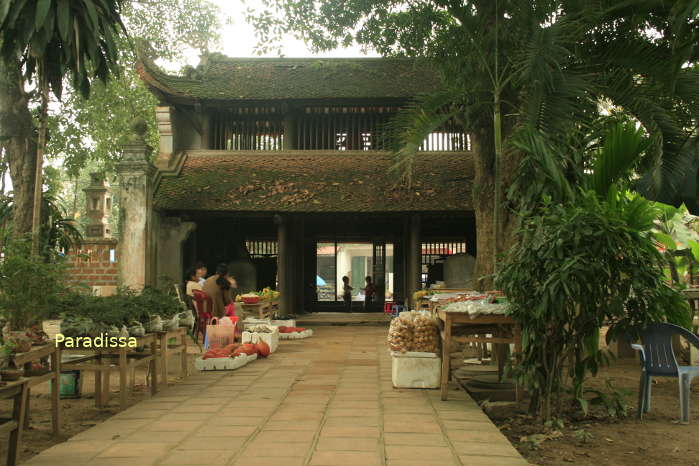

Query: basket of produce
[[242, 324, 279, 352], [241, 293, 260, 304], [195, 343, 259, 371], [278, 326, 313, 340]]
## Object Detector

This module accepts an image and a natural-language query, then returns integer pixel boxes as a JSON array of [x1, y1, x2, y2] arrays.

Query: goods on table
[[240, 293, 260, 304], [441, 301, 509, 317], [388, 311, 439, 354], [258, 287, 280, 301]]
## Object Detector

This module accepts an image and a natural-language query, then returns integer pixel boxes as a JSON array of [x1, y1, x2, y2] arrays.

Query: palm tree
[[388, 0, 699, 287], [0, 0, 127, 253]]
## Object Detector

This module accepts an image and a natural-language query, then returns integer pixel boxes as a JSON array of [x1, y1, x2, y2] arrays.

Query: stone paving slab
[[22, 327, 528, 466]]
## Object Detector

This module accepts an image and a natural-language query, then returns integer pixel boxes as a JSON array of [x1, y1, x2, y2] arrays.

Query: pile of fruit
[[258, 287, 280, 301], [278, 326, 307, 334], [388, 311, 439, 354], [202, 341, 270, 359], [412, 314, 439, 353]]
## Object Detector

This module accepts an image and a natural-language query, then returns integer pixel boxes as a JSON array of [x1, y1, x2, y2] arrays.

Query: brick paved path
[[23, 327, 527, 466]]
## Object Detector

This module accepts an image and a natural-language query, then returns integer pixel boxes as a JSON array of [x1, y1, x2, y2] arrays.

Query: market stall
[[11, 343, 61, 436], [434, 293, 521, 401], [0, 378, 29, 466]]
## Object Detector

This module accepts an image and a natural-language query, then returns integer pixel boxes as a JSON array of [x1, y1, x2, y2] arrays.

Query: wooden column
[[283, 107, 297, 150], [294, 216, 306, 313], [465, 216, 477, 257], [275, 214, 293, 316], [407, 213, 421, 309]]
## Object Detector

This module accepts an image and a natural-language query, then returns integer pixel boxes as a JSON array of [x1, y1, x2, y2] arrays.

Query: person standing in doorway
[[342, 276, 353, 312], [363, 276, 376, 312]]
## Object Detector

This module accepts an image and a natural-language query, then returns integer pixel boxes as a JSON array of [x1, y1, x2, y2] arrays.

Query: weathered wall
[[154, 213, 196, 288], [64, 239, 119, 290]]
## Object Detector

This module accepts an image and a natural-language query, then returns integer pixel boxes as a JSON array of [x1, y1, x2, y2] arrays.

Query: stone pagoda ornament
[[83, 172, 113, 238]]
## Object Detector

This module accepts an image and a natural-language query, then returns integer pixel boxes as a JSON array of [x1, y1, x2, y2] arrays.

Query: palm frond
[[586, 122, 649, 197], [387, 88, 463, 186]]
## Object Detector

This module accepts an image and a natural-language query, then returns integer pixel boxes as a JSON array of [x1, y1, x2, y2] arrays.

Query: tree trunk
[[0, 57, 36, 237], [471, 128, 496, 290], [471, 123, 520, 290]]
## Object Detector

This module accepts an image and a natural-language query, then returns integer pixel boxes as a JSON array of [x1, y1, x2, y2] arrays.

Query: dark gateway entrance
[[180, 212, 475, 313]]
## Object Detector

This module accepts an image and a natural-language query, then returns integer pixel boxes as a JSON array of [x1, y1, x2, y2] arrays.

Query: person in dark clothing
[[342, 276, 353, 312], [363, 276, 376, 311]]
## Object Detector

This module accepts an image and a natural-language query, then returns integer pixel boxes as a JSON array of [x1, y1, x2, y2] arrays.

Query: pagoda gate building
[[120, 55, 476, 313]]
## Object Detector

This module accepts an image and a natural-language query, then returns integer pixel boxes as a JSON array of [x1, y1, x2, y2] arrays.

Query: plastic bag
[[178, 311, 195, 328], [147, 315, 163, 333], [205, 317, 236, 350], [128, 320, 146, 337], [164, 315, 180, 332]]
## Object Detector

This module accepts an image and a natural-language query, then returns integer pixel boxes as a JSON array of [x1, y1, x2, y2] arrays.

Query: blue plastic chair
[[631, 322, 699, 423]]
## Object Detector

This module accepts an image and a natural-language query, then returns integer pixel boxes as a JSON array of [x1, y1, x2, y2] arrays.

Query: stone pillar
[[407, 214, 421, 309], [117, 120, 156, 290], [155, 215, 196, 287], [83, 172, 113, 238], [155, 106, 174, 165]]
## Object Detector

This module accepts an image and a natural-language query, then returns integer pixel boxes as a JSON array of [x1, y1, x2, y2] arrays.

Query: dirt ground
[[487, 360, 699, 466], [0, 367, 161, 465], [0, 338, 204, 466]]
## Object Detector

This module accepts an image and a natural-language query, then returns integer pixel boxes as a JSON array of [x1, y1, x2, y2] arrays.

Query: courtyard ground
[[18, 327, 526, 466]]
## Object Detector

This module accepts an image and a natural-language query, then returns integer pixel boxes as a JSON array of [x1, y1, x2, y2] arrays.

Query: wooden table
[[240, 300, 279, 319], [437, 309, 521, 401], [62, 334, 159, 410], [12, 344, 61, 436], [0, 378, 29, 466], [158, 328, 188, 387]]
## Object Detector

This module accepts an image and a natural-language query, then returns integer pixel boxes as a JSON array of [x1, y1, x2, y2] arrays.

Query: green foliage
[[56, 287, 184, 329], [0, 192, 82, 254], [248, 1, 699, 208], [573, 429, 593, 443], [651, 202, 699, 286], [585, 379, 631, 419], [0, 239, 69, 329], [0, 0, 127, 98], [495, 190, 691, 420], [45, 0, 223, 176]]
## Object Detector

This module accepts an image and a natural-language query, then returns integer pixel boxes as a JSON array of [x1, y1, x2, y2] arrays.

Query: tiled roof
[[154, 151, 473, 212], [137, 55, 443, 102]]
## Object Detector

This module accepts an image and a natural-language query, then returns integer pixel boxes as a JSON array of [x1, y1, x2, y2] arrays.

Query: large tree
[[0, 0, 127, 250], [0, 0, 222, 243], [248, 0, 699, 287]]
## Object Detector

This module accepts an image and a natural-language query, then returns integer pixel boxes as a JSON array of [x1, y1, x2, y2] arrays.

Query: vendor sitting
[[202, 263, 238, 318], [185, 267, 203, 297]]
